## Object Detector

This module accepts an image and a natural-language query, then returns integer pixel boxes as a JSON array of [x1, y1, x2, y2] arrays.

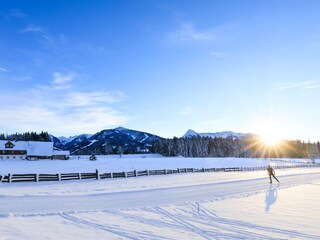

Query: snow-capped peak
[[58, 134, 92, 144], [183, 129, 199, 138], [114, 127, 128, 131], [183, 129, 247, 139]]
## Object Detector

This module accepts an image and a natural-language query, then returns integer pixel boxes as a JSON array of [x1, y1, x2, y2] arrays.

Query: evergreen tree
[[307, 142, 319, 163]]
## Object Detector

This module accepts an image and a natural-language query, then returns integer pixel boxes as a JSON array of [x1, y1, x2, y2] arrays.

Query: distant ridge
[[183, 129, 248, 139]]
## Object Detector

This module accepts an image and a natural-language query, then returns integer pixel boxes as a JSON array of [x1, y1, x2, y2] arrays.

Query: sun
[[254, 119, 285, 147], [260, 133, 282, 146], [250, 116, 289, 158]]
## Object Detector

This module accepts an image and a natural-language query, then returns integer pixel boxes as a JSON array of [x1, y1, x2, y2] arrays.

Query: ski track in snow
[[1, 171, 320, 239], [1, 172, 319, 214], [4, 201, 319, 239]]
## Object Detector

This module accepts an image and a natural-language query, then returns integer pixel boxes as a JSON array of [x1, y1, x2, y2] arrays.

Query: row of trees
[[152, 136, 320, 159], [0, 131, 51, 142]]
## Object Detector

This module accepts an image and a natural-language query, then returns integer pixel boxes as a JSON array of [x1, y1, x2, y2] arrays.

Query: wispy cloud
[[178, 106, 197, 115], [34, 71, 77, 90], [0, 89, 129, 135], [0, 81, 129, 135], [21, 24, 46, 33], [210, 51, 228, 58], [65, 91, 125, 107], [275, 80, 320, 90], [166, 22, 214, 44], [20, 24, 56, 45], [10, 9, 26, 18], [0, 66, 8, 72], [51, 71, 76, 89], [21, 24, 104, 57], [1, 9, 26, 20], [12, 74, 32, 82]]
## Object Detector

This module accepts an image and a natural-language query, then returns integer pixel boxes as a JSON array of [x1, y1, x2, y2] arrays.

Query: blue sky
[[1, 0, 320, 141]]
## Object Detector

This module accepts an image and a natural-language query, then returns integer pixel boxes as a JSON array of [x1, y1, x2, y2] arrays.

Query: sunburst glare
[[260, 132, 283, 146], [254, 118, 286, 147]]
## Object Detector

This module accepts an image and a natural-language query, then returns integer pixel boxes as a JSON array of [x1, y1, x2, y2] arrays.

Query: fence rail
[[0, 163, 319, 184]]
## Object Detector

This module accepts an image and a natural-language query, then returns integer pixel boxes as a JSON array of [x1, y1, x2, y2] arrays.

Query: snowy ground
[[0, 154, 314, 174], [1, 155, 320, 239]]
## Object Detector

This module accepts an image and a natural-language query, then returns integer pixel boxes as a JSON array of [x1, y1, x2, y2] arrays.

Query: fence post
[[110, 172, 113, 178], [202, 168, 205, 172], [96, 169, 100, 180], [177, 168, 181, 173], [146, 169, 149, 176], [192, 168, 194, 173], [164, 169, 167, 174], [57, 173, 61, 181], [78, 173, 82, 180], [124, 171, 127, 178], [8, 173, 12, 183], [35, 174, 39, 182], [134, 170, 137, 177]]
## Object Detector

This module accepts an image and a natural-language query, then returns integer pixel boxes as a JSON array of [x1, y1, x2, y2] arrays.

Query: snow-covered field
[[1, 155, 320, 239], [0, 154, 314, 174]]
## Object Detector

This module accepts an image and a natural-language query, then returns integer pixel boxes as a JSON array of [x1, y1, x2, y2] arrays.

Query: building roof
[[0, 140, 54, 156], [27, 141, 54, 156], [0, 140, 28, 150]]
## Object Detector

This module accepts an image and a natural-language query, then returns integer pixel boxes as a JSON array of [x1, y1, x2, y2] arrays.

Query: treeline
[[0, 131, 51, 142], [152, 136, 320, 159]]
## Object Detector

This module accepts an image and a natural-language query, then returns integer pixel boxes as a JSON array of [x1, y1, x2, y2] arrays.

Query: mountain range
[[182, 129, 248, 139], [51, 127, 162, 155], [51, 128, 249, 155]]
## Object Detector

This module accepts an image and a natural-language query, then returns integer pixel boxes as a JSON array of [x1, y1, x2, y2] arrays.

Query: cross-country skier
[[267, 165, 280, 183]]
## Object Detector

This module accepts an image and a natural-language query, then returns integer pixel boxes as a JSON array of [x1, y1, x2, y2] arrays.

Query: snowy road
[[1, 172, 319, 214]]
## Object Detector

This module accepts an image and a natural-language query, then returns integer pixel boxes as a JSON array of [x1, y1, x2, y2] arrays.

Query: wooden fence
[[0, 163, 319, 184]]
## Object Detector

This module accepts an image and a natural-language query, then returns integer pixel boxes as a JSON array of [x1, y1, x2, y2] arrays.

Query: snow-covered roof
[[0, 140, 28, 150], [0, 140, 53, 156], [27, 141, 53, 156]]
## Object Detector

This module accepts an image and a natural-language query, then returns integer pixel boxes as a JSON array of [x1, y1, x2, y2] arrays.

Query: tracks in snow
[[1, 172, 320, 215]]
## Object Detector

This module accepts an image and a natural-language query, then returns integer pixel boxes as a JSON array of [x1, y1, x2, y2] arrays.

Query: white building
[[0, 140, 70, 160]]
